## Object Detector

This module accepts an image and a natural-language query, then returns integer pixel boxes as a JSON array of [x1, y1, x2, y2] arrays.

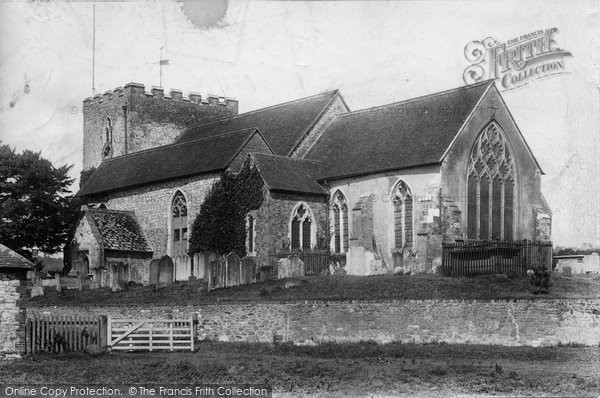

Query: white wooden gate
[[107, 315, 197, 351]]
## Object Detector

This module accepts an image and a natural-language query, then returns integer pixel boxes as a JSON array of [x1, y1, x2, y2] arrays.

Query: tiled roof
[[176, 90, 341, 156], [86, 209, 152, 252], [250, 153, 327, 196], [0, 243, 34, 269], [306, 81, 493, 180], [78, 128, 264, 197]]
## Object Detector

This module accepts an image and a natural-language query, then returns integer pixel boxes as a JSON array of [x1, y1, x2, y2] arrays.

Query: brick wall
[[26, 299, 600, 347], [0, 271, 28, 355]]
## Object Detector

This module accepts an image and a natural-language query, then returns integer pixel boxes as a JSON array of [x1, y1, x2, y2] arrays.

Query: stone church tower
[[82, 83, 238, 170]]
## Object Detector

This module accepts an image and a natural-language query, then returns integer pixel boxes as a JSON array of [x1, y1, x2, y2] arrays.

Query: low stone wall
[[26, 299, 600, 347], [1, 272, 28, 355]]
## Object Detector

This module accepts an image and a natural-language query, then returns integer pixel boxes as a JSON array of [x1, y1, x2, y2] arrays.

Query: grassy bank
[[2, 342, 599, 397], [26, 272, 600, 306]]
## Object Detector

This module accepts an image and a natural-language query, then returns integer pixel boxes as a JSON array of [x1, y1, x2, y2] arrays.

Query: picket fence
[[442, 240, 553, 276], [26, 315, 105, 353], [26, 315, 197, 353]]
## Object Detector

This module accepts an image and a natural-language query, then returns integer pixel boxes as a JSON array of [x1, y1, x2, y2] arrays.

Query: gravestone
[[277, 258, 291, 279], [562, 266, 572, 276], [151, 256, 174, 289], [289, 256, 305, 277], [227, 252, 240, 286]]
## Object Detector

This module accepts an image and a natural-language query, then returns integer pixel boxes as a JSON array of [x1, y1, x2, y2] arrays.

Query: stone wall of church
[[329, 167, 442, 272], [253, 191, 329, 267], [441, 86, 547, 241], [82, 83, 237, 170], [95, 174, 220, 259]]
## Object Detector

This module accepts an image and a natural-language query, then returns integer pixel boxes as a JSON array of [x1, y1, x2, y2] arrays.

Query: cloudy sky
[[0, 0, 598, 248]]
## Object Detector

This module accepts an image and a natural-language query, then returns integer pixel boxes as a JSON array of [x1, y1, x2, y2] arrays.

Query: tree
[[0, 143, 79, 260]]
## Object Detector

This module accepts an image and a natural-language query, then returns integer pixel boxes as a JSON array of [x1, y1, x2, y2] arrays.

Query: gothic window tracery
[[392, 180, 413, 249], [467, 122, 516, 240], [290, 203, 313, 250], [171, 191, 188, 257], [332, 191, 349, 253]]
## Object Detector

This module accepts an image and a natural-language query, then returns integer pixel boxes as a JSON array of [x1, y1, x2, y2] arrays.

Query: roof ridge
[[186, 90, 340, 130], [251, 152, 321, 164], [99, 127, 257, 164], [333, 80, 494, 119]]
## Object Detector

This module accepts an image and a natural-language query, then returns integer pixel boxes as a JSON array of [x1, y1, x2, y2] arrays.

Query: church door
[[171, 191, 188, 257]]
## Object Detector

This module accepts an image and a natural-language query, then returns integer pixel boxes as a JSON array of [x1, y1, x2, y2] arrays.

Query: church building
[[71, 80, 551, 288]]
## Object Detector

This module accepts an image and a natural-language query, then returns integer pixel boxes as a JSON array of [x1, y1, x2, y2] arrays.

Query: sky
[[0, 0, 598, 248]]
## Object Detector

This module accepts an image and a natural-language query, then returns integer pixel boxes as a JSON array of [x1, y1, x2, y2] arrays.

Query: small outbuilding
[[0, 243, 34, 355], [554, 252, 600, 274]]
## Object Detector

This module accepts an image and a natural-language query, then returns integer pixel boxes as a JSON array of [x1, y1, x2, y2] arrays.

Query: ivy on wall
[[79, 167, 97, 188], [189, 164, 264, 256]]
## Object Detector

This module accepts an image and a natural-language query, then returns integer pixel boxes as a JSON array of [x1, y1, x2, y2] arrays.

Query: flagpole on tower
[[92, 2, 96, 95], [155, 47, 169, 88], [159, 46, 163, 87]]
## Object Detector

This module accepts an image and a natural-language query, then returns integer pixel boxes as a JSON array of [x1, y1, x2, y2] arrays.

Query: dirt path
[[1, 343, 598, 397]]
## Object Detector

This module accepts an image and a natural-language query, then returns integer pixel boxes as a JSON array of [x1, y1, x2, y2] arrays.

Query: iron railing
[[441, 240, 552, 277]]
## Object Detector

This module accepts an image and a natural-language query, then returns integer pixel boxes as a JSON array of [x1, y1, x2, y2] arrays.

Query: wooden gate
[[107, 315, 197, 352]]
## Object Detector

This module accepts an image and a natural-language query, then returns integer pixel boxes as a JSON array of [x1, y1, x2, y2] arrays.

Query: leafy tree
[[0, 143, 79, 260]]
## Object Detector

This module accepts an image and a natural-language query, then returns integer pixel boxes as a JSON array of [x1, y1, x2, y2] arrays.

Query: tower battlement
[[82, 82, 238, 171], [83, 82, 238, 111]]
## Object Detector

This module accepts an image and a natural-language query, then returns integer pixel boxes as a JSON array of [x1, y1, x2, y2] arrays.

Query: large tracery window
[[392, 181, 413, 249], [290, 203, 313, 250], [467, 122, 516, 241], [171, 191, 188, 257], [332, 191, 349, 253]]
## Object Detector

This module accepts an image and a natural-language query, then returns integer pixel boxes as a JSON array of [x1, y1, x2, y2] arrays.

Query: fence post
[[98, 315, 107, 349], [55, 273, 61, 292], [191, 313, 198, 352], [106, 315, 112, 349]]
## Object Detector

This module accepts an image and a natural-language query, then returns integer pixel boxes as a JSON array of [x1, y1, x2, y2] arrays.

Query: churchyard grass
[[26, 272, 600, 306], [2, 342, 598, 396]]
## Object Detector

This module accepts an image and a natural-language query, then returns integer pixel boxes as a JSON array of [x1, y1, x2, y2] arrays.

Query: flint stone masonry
[[0, 272, 28, 355], [83, 83, 237, 170], [26, 298, 600, 347], [96, 173, 220, 258]]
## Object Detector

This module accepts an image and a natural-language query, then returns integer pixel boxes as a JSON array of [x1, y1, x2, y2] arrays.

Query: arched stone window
[[290, 203, 314, 250], [246, 213, 256, 255], [171, 191, 188, 257], [392, 180, 413, 249], [332, 191, 349, 253], [102, 117, 113, 159], [467, 122, 516, 240]]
